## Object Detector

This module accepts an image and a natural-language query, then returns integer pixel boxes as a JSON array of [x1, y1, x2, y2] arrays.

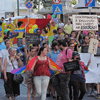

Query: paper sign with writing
[[26, 33, 40, 45], [73, 15, 98, 30], [88, 38, 98, 54]]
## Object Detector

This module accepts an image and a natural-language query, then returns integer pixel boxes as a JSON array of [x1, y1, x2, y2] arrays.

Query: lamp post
[[17, 0, 19, 16]]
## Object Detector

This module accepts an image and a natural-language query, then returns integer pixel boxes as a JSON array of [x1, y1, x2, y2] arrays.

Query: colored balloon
[[52, 15, 55, 18], [53, 18, 57, 23], [29, 29, 34, 34], [47, 14, 51, 19], [29, 24, 33, 28], [0, 26, 2, 31], [32, 24, 38, 31]]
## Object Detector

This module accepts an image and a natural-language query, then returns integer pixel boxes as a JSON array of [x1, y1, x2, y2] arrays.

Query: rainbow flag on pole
[[11, 66, 26, 74]]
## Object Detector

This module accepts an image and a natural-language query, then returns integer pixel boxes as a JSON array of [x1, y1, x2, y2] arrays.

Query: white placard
[[88, 38, 98, 54], [73, 15, 98, 30], [80, 53, 100, 83]]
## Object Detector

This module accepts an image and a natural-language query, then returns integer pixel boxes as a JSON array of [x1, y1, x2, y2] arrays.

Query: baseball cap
[[72, 51, 80, 59]]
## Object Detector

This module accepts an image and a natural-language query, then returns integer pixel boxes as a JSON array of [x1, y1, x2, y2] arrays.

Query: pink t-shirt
[[56, 48, 73, 73], [83, 31, 90, 35]]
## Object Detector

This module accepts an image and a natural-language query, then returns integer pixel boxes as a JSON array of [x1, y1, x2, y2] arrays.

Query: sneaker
[[90, 91, 95, 97], [53, 96, 56, 100], [95, 94, 100, 99], [46, 94, 50, 97], [57, 96, 62, 100], [87, 92, 91, 97]]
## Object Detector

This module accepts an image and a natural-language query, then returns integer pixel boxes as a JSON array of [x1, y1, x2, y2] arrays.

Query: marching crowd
[[0, 16, 100, 100]]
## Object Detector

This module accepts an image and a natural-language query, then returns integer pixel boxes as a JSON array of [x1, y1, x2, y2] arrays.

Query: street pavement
[[0, 73, 98, 100]]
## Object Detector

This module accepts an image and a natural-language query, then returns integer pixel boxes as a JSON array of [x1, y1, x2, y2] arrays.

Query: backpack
[[66, 48, 69, 55]]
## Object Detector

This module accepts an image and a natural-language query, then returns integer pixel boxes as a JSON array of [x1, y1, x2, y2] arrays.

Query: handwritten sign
[[88, 38, 98, 54], [63, 60, 79, 72], [26, 33, 40, 45], [81, 45, 89, 53], [73, 15, 98, 30]]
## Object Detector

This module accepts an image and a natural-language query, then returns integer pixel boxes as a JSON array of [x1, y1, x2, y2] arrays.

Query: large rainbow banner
[[11, 56, 62, 77]]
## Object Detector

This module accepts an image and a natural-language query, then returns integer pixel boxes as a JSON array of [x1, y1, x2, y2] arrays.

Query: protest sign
[[26, 33, 40, 45], [81, 45, 89, 53], [73, 15, 98, 30], [88, 38, 98, 54], [63, 60, 80, 72]]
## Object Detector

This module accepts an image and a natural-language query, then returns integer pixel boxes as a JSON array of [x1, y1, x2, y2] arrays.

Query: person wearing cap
[[70, 51, 91, 100], [63, 20, 73, 35]]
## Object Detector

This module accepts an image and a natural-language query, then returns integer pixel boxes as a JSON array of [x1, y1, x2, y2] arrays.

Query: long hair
[[38, 47, 46, 56]]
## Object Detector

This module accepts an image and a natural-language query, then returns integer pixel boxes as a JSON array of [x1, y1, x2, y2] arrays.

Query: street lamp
[[17, 0, 19, 16]]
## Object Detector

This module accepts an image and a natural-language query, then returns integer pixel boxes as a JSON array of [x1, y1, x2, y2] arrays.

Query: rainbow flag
[[14, 27, 25, 33], [11, 66, 26, 74], [10, 56, 62, 77]]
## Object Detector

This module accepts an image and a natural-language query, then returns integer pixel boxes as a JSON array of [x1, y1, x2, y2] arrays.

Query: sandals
[[57, 96, 62, 100], [53, 96, 56, 100], [46, 94, 50, 97]]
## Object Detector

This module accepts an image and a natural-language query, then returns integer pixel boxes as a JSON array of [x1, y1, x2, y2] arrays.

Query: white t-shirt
[[6, 57, 18, 72], [58, 23, 64, 28], [0, 49, 9, 69]]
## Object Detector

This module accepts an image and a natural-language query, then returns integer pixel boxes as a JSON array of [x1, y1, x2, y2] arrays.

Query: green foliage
[[96, 0, 100, 2], [71, 0, 76, 5]]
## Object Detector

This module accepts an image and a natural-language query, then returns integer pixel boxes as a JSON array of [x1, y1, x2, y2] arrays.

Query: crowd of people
[[0, 16, 100, 100]]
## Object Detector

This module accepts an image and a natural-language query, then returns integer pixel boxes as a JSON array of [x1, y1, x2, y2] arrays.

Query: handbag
[[11, 59, 23, 84], [63, 60, 80, 72]]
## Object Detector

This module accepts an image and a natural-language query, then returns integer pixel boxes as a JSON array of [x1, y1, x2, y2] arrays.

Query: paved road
[[0, 73, 97, 100]]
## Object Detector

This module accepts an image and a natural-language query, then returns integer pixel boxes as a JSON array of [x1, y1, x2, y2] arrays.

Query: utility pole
[[17, 0, 19, 16], [68, 0, 69, 20]]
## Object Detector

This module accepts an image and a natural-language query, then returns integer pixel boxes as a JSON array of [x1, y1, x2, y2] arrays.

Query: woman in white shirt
[[58, 20, 64, 28], [4, 47, 23, 100]]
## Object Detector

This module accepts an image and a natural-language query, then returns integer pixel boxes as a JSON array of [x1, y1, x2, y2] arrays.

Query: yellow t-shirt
[[17, 32, 23, 39], [9, 39, 13, 47], [64, 24, 73, 34], [61, 33, 64, 36], [47, 26, 57, 37], [0, 37, 3, 43], [16, 27, 25, 39]]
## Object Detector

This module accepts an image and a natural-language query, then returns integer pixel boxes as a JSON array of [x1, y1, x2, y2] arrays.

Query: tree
[[96, 0, 100, 2], [71, 0, 76, 5]]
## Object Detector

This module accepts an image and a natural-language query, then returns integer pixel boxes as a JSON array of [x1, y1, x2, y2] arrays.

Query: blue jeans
[[51, 73, 70, 100]]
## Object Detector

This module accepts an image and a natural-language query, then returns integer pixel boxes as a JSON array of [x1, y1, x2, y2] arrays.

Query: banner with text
[[80, 53, 100, 83], [73, 15, 98, 31]]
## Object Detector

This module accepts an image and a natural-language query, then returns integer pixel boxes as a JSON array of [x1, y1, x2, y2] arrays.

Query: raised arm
[[12, 23, 15, 32], [86, 59, 91, 68], [76, 30, 81, 46], [15, 55, 23, 67]]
